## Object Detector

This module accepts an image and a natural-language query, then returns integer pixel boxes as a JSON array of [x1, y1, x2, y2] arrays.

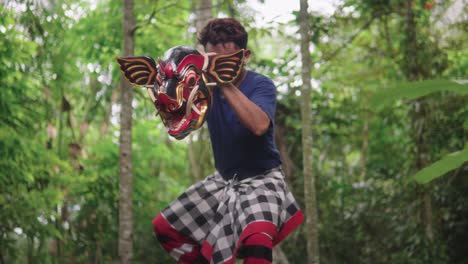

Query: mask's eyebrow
[[157, 58, 165, 78], [157, 59, 179, 79]]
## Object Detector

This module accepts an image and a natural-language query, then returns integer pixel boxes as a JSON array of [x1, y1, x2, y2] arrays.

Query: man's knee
[[152, 213, 194, 245], [152, 213, 178, 250], [152, 213, 202, 263]]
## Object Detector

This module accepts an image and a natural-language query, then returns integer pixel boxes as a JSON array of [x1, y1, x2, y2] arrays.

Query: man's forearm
[[221, 83, 270, 136]]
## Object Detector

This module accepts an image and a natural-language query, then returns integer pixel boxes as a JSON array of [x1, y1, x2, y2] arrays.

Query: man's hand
[[199, 50, 269, 136]]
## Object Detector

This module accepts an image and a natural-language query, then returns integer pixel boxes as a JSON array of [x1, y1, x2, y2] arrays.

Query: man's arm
[[220, 82, 270, 136]]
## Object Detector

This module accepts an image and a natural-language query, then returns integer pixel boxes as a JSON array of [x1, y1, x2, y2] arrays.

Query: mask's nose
[[159, 78, 178, 97], [156, 78, 183, 112], [157, 93, 180, 112]]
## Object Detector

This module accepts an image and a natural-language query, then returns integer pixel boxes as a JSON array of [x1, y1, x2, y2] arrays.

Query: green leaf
[[370, 79, 468, 108], [413, 147, 468, 184]]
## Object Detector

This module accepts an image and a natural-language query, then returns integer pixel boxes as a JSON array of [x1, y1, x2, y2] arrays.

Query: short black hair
[[198, 18, 248, 49]]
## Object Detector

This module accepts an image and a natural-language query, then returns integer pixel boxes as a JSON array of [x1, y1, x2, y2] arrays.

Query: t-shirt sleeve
[[249, 76, 277, 125]]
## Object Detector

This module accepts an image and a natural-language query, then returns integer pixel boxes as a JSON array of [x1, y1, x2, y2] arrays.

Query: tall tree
[[194, 0, 212, 50], [188, 0, 213, 181], [119, 0, 135, 262], [299, 0, 320, 263], [402, 0, 436, 242]]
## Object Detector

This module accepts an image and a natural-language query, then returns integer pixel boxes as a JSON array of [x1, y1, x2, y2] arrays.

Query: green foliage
[[369, 77, 467, 186], [413, 147, 468, 184], [0, 6, 74, 262], [1, 0, 467, 263], [370, 79, 468, 108], [0, 126, 71, 261]]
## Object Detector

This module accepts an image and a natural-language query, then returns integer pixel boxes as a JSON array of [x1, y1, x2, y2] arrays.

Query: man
[[153, 18, 303, 264]]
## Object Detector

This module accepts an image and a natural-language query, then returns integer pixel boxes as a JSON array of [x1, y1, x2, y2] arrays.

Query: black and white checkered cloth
[[160, 166, 303, 264]]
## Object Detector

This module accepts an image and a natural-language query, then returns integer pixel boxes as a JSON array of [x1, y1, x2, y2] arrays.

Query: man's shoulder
[[248, 70, 272, 81], [246, 71, 275, 87]]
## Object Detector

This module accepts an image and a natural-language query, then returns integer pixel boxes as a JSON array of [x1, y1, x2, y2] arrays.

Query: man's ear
[[243, 49, 251, 64], [116, 56, 158, 87], [206, 49, 245, 83]]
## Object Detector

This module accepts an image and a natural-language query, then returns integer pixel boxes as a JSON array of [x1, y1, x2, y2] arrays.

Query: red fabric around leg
[[243, 232, 272, 246], [242, 233, 273, 264], [152, 214, 201, 263]]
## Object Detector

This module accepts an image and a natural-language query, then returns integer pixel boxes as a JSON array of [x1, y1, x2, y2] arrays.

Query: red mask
[[117, 46, 245, 139]]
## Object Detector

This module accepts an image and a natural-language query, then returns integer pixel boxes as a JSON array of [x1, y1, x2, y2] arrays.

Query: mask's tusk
[[146, 88, 159, 111], [191, 103, 201, 115], [202, 53, 209, 71], [185, 84, 200, 118], [201, 70, 217, 87]]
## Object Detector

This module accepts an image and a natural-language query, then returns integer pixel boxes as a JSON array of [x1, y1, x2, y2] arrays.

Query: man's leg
[[153, 213, 202, 264], [241, 232, 273, 264]]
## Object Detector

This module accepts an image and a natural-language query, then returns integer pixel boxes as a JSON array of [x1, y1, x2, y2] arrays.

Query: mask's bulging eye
[[182, 69, 198, 87], [187, 76, 196, 86]]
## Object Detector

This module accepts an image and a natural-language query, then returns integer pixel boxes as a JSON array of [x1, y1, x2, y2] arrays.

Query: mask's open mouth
[[158, 86, 209, 140]]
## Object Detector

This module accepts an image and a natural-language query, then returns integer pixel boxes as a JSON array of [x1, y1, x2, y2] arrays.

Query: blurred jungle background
[[1, 0, 467, 263]]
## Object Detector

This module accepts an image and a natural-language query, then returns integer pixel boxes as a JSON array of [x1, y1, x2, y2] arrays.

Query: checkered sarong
[[160, 166, 303, 264]]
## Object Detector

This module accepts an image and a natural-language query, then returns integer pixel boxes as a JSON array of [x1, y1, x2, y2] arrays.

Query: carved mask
[[117, 46, 245, 139]]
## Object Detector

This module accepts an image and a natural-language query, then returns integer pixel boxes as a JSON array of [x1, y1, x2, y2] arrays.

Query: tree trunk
[[403, 0, 433, 242], [27, 234, 34, 264], [360, 106, 369, 181], [119, 0, 135, 263], [274, 122, 295, 183], [273, 245, 290, 264], [0, 247, 4, 264], [188, 134, 203, 181], [299, 0, 320, 263], [187, 0, 213, 182], [194, 0, 212, 51], [423, 190, 434, 241], [95, 218, 103, 264]]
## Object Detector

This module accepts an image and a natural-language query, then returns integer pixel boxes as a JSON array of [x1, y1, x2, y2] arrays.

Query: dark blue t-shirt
[[207, 70, 281, 180]]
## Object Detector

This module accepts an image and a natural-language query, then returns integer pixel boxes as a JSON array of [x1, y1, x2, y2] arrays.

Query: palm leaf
[[370, 79, 468, 108], [413, 147, 468, 184]]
